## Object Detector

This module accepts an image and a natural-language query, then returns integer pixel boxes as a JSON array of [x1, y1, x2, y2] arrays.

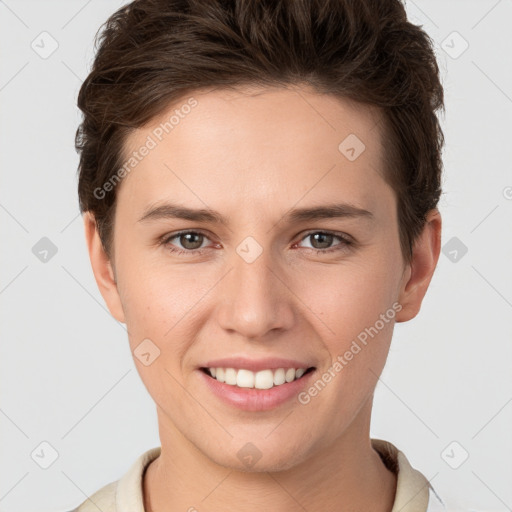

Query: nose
[[216, 246, 296, 340]]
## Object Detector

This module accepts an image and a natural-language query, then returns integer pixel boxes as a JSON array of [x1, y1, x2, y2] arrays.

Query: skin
[[84, 83, 441, 512]]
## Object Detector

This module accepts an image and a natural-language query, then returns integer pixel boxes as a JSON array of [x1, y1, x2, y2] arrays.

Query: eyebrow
[[137, 201, 374, 225]]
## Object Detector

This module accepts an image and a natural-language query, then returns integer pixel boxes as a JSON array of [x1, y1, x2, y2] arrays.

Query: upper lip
[[200, 357, 316, 372]]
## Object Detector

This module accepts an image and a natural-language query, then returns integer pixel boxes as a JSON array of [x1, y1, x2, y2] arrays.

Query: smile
[[201, 367, 315, 389], [198, 366, 317, 411]]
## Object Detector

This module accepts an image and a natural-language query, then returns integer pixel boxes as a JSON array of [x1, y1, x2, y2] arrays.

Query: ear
[[83, 212, 126, 323], [395, 209, 442, 323]]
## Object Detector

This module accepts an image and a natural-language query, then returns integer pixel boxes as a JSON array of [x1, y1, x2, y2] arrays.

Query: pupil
[[312, 233, 332, 249], [182, 233, 202, 249]]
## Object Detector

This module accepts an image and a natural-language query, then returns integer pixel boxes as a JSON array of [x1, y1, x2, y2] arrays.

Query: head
[[78, 0, 444, 471]]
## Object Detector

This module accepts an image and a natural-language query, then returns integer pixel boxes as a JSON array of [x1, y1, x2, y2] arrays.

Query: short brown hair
[[75, 0, 445, 264]]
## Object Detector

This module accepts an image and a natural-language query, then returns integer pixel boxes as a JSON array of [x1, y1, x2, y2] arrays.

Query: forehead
[[124, 84, 384, 158], [117, 84, 389, 218]]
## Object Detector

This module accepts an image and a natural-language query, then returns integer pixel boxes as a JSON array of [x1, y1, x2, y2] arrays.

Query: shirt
[[68, 438, 446, 511]]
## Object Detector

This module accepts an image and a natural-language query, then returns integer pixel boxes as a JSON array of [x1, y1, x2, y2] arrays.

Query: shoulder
[[67, 480, 118, 512], [427, 485, 447, 511], [65, 446, 161, 512], [371, 438, 447, 512]]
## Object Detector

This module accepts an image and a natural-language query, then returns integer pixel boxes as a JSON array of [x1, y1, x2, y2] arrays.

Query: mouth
[[199, 366, 316, 390], [198, 364, 317, 411]]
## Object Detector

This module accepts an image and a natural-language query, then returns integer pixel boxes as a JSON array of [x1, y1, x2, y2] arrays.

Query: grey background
[[1, 1, 511, 511]]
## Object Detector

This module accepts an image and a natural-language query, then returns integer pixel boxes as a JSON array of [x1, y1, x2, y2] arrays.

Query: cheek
[[294, 259, 400, 421], [295, 254, 402, 342], [116, 266, 202, 403], [117, 255, 212, 360]]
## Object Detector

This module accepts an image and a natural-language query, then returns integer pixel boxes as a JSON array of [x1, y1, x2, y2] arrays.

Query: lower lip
[[198, 368, 316, 412]]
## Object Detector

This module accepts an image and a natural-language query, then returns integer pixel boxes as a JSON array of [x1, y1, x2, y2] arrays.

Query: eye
[[296, 231, 353, 254], [160, 230, 213, 255], [159, 229, 354, 256]]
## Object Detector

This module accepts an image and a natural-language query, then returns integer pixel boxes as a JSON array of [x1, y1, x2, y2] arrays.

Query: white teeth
[[273, 368, 286, 385], [285, 368, 296, 382], [254, 369, 274, 389], [295, 368, 305, 379], [207, 367, 310, 389], [236, 369, 254, 388], [224, 368, 237, 385]]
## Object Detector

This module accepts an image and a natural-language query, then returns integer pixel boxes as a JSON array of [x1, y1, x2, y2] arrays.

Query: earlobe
[[83, 212, 126, 323], [395, 209, 442, 323]]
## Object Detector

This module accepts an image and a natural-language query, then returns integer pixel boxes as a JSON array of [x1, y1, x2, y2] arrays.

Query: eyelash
[[159, 230, 354, 256]]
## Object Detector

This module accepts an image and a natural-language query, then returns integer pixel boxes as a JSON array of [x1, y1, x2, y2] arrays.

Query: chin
[[205, 441, 308, 474]]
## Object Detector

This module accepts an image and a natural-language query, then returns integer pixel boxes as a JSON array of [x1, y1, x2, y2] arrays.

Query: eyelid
[[294, 230, 354, 253], [160, 229, 214, 248], [296, 229, 354, 245]]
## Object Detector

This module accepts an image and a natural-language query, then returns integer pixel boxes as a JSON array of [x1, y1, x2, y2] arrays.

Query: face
[[85, 84, 439, 472]]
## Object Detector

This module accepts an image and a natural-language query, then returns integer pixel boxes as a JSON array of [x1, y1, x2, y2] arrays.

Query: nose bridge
[[216, 238, 294, 339]]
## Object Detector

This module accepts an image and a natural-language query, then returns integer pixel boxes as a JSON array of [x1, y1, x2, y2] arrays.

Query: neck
[[143, 401, 397, 512]]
